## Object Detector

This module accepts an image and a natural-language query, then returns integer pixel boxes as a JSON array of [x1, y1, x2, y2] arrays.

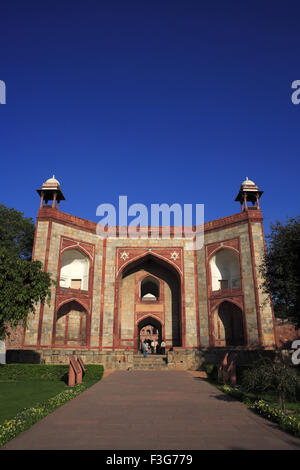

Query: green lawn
[[0, 364, 104, 426], [0, 380, 68, 424]]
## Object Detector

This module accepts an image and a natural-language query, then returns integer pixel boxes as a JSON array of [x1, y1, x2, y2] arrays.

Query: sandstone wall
[[21, 208, 275, 353]]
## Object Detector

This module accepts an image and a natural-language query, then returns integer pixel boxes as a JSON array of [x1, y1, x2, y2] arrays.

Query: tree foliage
[[0, 204, 35, 260], [260, 216, 300, 327], [242, 355, 299, 411], [0, 205, 54, 339]]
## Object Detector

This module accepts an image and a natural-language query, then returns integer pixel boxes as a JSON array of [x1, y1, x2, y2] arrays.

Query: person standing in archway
[[142, 340, 148, 358], [160, 340, 166, 355]]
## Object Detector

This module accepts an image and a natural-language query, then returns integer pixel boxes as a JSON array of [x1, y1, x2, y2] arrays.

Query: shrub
[[242, 356, 299, 411], [205, 364, 216, 380], [236, 364, 254, 384], [205, 364, 222, 383], [249, 400, 300, 437], [83, 364, 104, 383], [220, 384, 244, 400]]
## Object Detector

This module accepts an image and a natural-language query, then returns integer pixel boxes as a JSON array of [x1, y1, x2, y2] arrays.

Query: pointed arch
[[114, 252, 184, 350], [214, 301, 246, 347], [53, 300, 89, 347], [59, 247, 90, 290], [138, 316, 163, 352], [209, 247, 241, 291], [140, 275, 160, 300]]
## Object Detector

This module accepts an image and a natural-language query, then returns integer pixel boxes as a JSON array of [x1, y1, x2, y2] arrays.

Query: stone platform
[[6, 347, 277, 371]]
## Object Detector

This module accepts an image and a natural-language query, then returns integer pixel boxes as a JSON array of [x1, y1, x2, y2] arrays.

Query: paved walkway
[[2, 370, 300, 450]]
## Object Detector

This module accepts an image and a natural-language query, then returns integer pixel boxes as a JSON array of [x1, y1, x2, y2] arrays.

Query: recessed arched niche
[[59, 248, 90, 291], [140, 275, 160, 301], [209, 249, 241, 291], [55, 300, 88, 346]]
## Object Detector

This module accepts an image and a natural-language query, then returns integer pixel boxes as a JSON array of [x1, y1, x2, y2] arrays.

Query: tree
[[260, 216, 300, 327], [242, 355, 299, 412], [0, 204, 35, 260], [0, 205, 54, 339]]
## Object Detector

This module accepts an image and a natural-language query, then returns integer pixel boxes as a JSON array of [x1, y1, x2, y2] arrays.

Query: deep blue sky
[[0, 0, 299, 235]]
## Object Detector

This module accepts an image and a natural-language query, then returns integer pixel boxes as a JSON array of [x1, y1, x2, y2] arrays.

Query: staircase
[[133, 354, 168, 370]]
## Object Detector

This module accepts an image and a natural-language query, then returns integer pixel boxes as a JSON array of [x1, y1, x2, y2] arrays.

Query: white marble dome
[[241, 177, 256, 186], [44, 175, 60, 186]]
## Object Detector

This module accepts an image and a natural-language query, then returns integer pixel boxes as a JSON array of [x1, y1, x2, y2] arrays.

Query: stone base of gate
[[6, 347, 276, 371]]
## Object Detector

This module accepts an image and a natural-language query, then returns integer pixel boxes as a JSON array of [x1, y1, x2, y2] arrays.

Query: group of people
[[141, 339, 166, 357]]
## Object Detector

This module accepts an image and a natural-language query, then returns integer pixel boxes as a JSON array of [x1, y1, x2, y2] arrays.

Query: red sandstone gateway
[[6, 176, 277, 369]]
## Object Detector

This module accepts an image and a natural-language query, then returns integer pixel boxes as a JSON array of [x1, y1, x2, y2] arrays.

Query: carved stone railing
[[210, 286, 242, 299]]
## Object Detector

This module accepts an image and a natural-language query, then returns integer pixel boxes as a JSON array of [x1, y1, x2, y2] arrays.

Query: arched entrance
[[216, 301, 245, 346], [116, 253, 182, 351], [138, 316, 162, 353]]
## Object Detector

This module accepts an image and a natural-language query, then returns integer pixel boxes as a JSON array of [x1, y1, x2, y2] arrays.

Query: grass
[[218, 385, 300, 414], [204, 363, 300, 414], [213, 382, 300, 437], [204, 363, 300, 436], [0, 364, 104, 426], [0, 364, 104, 446], [243, 390, 300, 414], [0, 380, 68, 424]]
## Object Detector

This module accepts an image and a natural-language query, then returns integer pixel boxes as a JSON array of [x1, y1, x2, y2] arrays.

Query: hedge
[[204, 363, 255, 385], [248, 400, 300, 438], [0, 363, 104, 383], [0, 364, 69, 381]]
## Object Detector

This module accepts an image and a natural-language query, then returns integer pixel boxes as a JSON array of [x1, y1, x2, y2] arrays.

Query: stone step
[[132, 354, 168, 370], [133, 355, 167, 361], [133, 358, 167, 365], [132, 364, 169, 370], [133, 360, 168, 365]]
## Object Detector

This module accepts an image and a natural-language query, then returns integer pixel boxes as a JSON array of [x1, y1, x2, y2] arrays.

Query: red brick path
[[2, 371, 300, 450]]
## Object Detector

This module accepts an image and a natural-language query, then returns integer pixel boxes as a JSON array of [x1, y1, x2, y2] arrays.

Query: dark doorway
[[138, 316, 162, 353], [218, 301, 245, 346]]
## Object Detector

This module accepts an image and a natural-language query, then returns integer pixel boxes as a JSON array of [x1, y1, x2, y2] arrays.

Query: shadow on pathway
[[2, 370, 300, 450]]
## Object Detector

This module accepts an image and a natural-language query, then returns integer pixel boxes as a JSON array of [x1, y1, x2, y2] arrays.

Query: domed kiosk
[[36, 175, 65, 209], [235, 177, 263, 211]]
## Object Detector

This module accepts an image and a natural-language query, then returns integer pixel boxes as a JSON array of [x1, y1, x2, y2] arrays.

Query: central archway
[[138, 316, 162, 353], [115, 253, 183, 351]]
